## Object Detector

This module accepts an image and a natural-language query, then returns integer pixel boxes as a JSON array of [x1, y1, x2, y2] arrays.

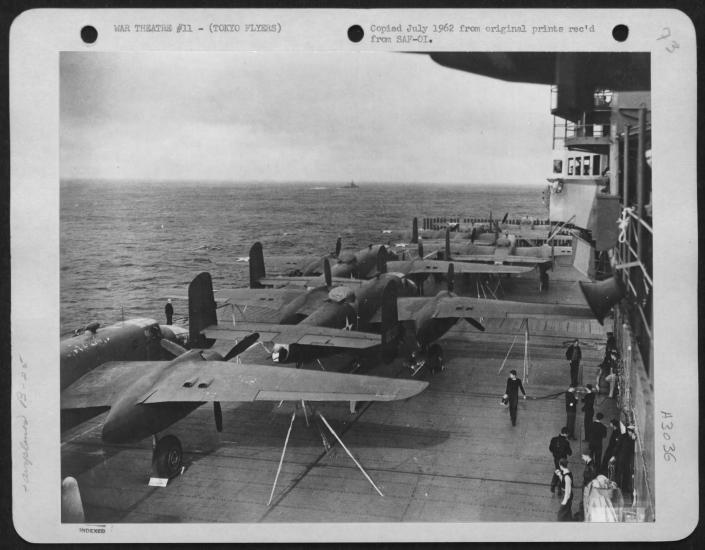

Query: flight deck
[[61, 263, 614, 523]]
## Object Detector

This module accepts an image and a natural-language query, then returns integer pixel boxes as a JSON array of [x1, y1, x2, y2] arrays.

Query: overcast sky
[[60, 51, 552, 184]]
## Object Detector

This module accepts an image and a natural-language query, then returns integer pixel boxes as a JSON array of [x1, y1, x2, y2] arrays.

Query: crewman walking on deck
[[549, 427, 572, 493], [566, 339, 582, 387], [565, 387, 578, 440], [165, 299, 174, 325], [503, 369, 527, 427]]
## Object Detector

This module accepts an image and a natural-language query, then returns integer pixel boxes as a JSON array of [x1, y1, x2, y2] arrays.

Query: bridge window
[[592, 155, 601, 176], [567, 158, 574, 176], [553, 159, 563, 174], [574, 157, 581, 176], [583, 156, 591, 174]]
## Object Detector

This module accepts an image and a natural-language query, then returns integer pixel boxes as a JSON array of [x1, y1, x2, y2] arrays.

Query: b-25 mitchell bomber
[[61, 273, 428, 481], [207, 246, 594, 378], [61, 318, 189, 431]]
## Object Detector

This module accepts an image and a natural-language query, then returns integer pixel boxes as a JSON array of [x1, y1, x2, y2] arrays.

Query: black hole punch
[[81, 25, 98, 44], [347, 25, 364, 43], [612, 24, 629, 42]]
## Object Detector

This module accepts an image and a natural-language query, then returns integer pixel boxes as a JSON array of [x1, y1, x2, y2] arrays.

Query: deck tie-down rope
[[618, 207, 635, 244], [497, 318, 530, 385]]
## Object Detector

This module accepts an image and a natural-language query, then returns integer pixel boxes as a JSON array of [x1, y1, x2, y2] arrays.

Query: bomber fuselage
[[60, 318, 188, 391]]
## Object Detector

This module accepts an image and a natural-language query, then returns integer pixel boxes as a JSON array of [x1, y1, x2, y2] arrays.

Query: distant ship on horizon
[[340, 181, 359, 189]]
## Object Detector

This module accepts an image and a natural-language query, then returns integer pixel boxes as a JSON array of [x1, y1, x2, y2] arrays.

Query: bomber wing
[[387, 259, 534, 276], [62, 360, 427, 409], [451, 254, 552, 266], [162, 288, 306, 306], [215, 288, 306, 310], [256, 275, 364, 288], [203, 323, 381, 349], [145, 362, 427, 403], [397, 296, 593, 321], [61, 361, 169, 409]]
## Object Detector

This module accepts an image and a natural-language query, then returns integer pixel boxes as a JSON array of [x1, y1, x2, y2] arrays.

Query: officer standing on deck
[[582, 384, 595, 439], [566, 339, 582, 387], [503, 369, 527, 427], [565, 387, 578, 440], [589, 412, 607, 466], [165, 299, 174, 325]]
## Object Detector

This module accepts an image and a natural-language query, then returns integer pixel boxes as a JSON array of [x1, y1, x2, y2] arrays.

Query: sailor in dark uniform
[[565, 387, 578, 440], [556, 458, 574, 521], [601, 419, 623, 475], [503, 369, 527, 426], [565, 339, 582, 386], [549, 427, 572, 493], [588, 412, 607, 465], [165, 299, 174, 325], [582, 384, 595, 438]]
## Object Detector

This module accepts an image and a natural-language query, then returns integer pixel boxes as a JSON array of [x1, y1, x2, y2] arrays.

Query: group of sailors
[[551, 333, 636, 521]]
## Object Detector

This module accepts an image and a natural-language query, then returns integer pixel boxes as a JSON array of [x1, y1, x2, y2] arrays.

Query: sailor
[[503, 369, 527, 427], [565, 339, 581, 387], [615, 425, 636, 501], [588, 412, 607, 466], [575, 454, 597, 521], [165, 299, 174, 325], [565, 387, 577, 440], [601, 419, 623, 476], [539, 266, 550, 292], [581, 384, 595, 438], [549, 427, 572, 493], [556, 458, 574, 521]]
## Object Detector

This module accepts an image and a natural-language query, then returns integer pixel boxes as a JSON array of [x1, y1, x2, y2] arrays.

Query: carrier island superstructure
[[427, 52, 653, 520]]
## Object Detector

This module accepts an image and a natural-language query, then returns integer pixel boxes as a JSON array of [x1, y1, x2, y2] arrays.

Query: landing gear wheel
[[428, 344, 445, 374], [152, 435, 183, 479]]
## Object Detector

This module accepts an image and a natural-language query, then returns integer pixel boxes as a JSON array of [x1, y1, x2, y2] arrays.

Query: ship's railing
[[420, 216, 553, 231], [614, 106, 653, 376], [614, 307, 655, 522]]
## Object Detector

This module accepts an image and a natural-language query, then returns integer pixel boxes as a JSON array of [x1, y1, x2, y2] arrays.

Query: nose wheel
[[152, 434, 183, 479]]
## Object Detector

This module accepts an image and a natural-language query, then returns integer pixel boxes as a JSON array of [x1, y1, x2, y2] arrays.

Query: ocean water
[[60, 180, 546, 335]]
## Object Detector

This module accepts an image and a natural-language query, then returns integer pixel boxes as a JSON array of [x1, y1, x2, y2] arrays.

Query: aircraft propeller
[[465, 318, 486, 332], [223, 332, 261, 361], [214, 402, 223, 432], [160, 339, 188, 357], [323, 257, 332, 288]]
